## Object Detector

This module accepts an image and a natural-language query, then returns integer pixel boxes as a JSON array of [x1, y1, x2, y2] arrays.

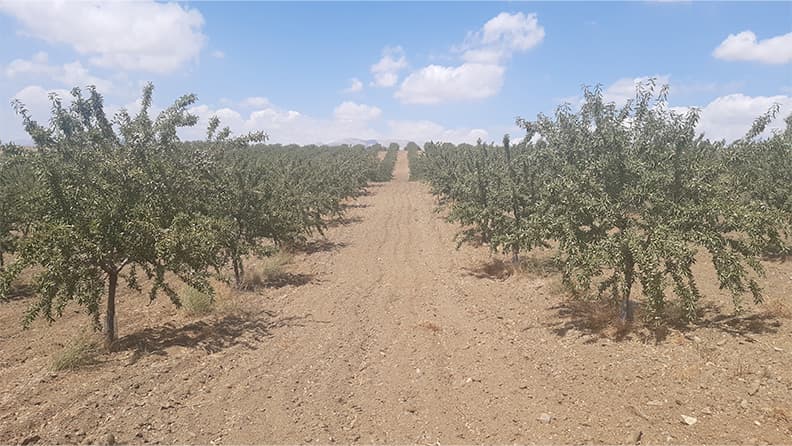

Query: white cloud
[[5, 52, 112, 91], [5, 51, 51, 77], [387, 120, 489, 144], [396, 63, 505, 104], [240, 96, 271, 108], [0, 1, 206, 74], [10, 85, 72, 123], [5, 85, 71, 143], [180, 98, 488, 145], [184, 101, 376, 145], [713, 31, 792, 65], [370, 46, 407, 88], [603, 75, 671, 105], [333, 101, 382, 122], [343, 78, 363, 93], [459, 12, 545, 64], [396, 12, 543, 105], [696, 93, 792, 142]]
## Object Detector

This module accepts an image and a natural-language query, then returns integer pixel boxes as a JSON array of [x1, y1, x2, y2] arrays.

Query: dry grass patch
[[241, 251, 295, 290], [180, 286, 214, 316], [51, 331, 101, 371]]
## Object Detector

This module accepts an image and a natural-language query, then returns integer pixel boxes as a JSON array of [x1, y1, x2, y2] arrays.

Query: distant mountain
[[326, 138, 379, 147]]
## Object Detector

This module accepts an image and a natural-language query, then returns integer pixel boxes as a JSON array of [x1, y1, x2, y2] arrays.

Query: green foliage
[[421, 138, 551, 258], [0, 84, 381, 348], [724, 107, 792, 254], [1, 84, 226, 348], [406, 143, 425, 181], [373, 146, 398, 181], [421, 81, 790, 324], [0, 143, 37, 268], [526, 83, 784, 321], [195, 136, 377, 287]]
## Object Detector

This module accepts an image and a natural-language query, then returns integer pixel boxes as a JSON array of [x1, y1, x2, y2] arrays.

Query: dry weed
[[51, 331, 101, 371], [181, 286, 214, 316]]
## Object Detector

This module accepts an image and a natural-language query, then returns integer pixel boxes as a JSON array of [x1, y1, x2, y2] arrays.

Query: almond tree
[[0, 84, 226, 349], [724, 108, 792, 254], [0, 142, 35, 268], [521, 82, 785, 321]]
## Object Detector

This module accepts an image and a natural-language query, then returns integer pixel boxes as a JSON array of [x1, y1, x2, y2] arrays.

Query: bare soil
[[1, 152, 791, 445]]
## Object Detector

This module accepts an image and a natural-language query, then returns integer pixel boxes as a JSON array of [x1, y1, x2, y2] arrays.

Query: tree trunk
[[232, 257, 245, 289], [0, 251, 4, 269], [104, 269, 118, 351], [511, 246, 520, 264], [620, 247, 635, 322], [232, 257, 241, 288]]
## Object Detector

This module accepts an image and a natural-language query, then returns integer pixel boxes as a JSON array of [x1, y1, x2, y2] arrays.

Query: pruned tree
[[724, 107, 792, 254], [0, 84, 226, 349], [0, 142, 37, 269], [520, 81, 785, 321]]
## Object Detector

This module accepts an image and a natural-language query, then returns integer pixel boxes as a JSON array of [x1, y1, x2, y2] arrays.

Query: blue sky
[[1, 1, 791, 145]]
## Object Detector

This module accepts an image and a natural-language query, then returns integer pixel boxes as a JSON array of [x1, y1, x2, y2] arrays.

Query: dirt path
[[1, 151, 791, 444]]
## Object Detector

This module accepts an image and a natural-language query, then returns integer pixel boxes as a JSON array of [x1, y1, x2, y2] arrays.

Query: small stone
[[630, 431, 643, 445], [753, 420, 761, 426], [538, 413, 553, 424], [717, 338, 727, 346], [748, 380, 761, 396], [103, 433, 116, 446], [740, 399, 749, 409], [646, 400, 664, 406], [701, 407, 713, 415], [681, 415, 697, 426]]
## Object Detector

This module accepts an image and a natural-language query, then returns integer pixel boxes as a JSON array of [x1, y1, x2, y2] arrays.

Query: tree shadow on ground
[[116, 309, 310, 357], [763, 252, 792, 263], [463, 256, 560, 281], [1, 282, 35, 302], [342, 202, 369, 210], [289, 239, 348, 255], [326, 215, 363, 228], [549, 297, 783, 344], [549, 298, 634, 342], [262, 272, 315, 289], [463, 258, 514, 280], [240, 272, 316, 292]]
